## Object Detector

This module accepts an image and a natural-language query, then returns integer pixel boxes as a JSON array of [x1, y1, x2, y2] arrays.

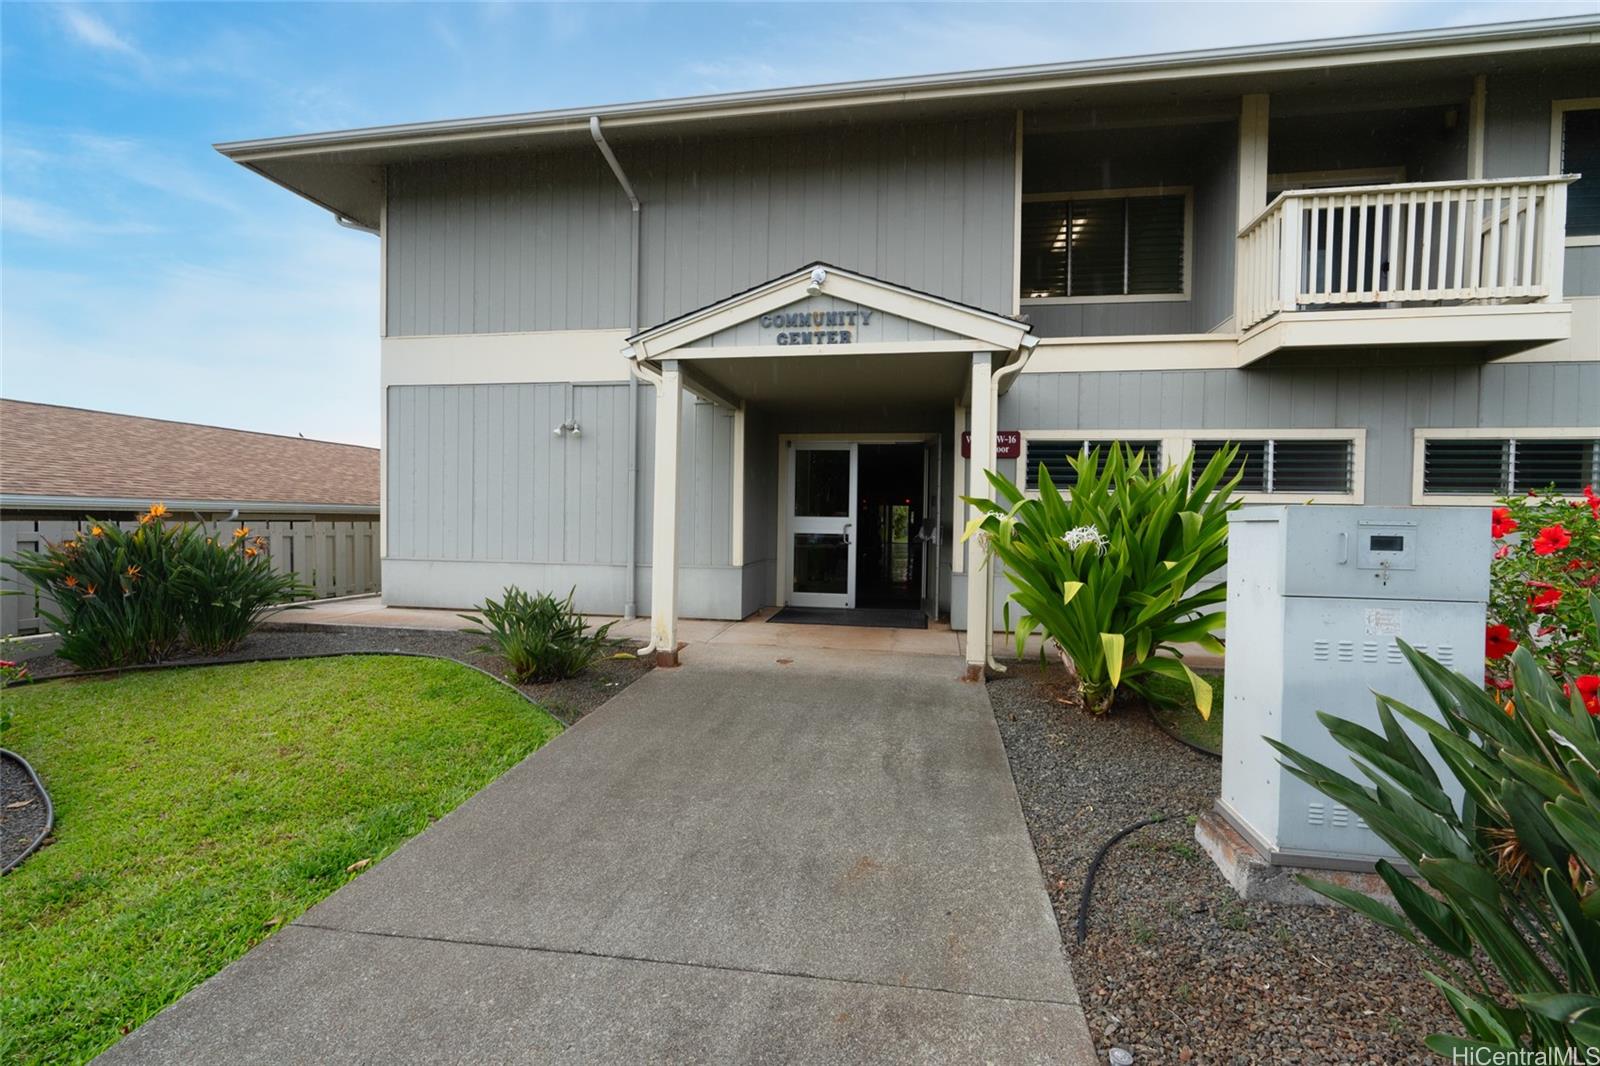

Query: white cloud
[[0, 195, 160, 241], [57, 6, 141, 58], [0, 223, 381, 445]]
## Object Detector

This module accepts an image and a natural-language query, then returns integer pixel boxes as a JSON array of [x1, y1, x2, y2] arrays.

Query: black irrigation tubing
[[8, 650, 586, 728], [1, 748, 54, 876], [1075, 813, 1168, 946], [1145, 704, 1222, 760]]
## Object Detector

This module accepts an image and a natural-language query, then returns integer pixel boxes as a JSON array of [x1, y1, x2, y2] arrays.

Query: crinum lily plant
[[963, 442, 1242, 716]]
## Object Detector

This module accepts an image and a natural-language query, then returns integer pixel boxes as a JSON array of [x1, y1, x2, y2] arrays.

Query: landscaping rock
[[990, 661, 1462, 1065], [1, 749, 51, 872]]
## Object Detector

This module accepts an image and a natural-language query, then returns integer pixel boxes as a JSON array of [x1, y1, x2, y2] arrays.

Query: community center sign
[[758, 308, 875, 346]]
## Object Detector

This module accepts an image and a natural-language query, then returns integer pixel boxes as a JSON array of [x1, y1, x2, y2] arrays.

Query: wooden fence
[[0, 517, 380, 637]]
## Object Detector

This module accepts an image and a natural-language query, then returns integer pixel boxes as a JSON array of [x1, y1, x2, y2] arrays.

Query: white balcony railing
[[1236, 176, 1575, 333]]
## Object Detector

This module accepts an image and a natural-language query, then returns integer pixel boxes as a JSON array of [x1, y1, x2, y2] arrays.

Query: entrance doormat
[[767, 607, 929, 630]]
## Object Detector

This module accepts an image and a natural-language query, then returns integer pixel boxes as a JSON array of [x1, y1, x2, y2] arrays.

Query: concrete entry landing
[[100, 642, 1096, 1064]]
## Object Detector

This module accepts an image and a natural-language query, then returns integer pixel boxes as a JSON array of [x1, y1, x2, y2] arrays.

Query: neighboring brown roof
[[0, 400, 378, 509]]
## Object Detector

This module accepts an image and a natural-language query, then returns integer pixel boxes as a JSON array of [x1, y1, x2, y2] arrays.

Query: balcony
[[1235, 176, 1576, 363]]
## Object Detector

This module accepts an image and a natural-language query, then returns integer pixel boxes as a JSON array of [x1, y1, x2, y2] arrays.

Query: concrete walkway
[[101, 642, 1097, 1064]]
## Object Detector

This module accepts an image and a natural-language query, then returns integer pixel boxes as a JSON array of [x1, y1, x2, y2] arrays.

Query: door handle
[[843, 522, 852, 546]]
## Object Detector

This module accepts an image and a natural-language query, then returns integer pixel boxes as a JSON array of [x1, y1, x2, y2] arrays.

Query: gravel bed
[[1, 751, 51, 872], [989, 661, 1459, 1065], [13, 624, 652, 726]]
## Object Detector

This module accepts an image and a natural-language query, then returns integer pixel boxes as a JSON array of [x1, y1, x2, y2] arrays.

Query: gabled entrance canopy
[[624, 263, 1035, 413], [625, 264, 1035, 676]]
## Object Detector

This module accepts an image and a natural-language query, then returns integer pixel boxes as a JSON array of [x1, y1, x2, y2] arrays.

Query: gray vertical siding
[[1486, 64, 1600, 297], [385, 152, 633, 336], [1002, 359, 1599, 506], [635, 118, 1016, 326], [635, 388, 735, 568], [388, 382, 734, 569], [386, 116, 1018, 336]]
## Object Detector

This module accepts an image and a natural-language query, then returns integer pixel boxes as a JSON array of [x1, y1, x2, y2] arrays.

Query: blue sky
[[2, 1, 1594, 445]]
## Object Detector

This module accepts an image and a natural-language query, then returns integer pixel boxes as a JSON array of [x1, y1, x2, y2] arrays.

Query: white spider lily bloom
[[1061, 525, 1109, 555]]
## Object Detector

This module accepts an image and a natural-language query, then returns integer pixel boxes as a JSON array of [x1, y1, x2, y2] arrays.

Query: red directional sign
[[960, 430, 1021, 459]]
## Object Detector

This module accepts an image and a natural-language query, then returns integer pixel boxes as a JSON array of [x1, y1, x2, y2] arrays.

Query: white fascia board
[[629, 268, 1029, 360], [216, 17, 1600, 164], [1237, 304, 1573, 364]]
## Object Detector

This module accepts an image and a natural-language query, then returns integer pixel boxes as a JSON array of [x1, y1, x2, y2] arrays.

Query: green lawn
[[0, 656, 562, 1065], [1143, 669, 1224, 754]]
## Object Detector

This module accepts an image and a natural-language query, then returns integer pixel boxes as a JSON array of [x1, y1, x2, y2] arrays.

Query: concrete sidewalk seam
[[291, 920, 1084, 1009]]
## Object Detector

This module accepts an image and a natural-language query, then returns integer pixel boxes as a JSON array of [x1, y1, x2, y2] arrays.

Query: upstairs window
[[1191, 437, 1356, 496], [1021, 190, 1188, 300], [1421, 434, 1600, 497], [1022, 438, 1162, 491], [1553, 102, 1600, 241]]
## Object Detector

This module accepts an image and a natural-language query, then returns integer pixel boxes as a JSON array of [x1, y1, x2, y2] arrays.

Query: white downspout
[[983, 336, 1038, 674], [591, 116, 644, 621]]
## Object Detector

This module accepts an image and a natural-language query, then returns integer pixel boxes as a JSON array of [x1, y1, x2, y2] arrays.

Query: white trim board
[[381, 330, 633, 387], [1551, 98, 1600, 248]]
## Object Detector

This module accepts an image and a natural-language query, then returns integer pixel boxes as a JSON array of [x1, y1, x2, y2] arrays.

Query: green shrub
[[170, 525, 307, 655], [7, 509, 189, 668], [1273, 596, 1600, 1056], [3, 506, 305, 669], [1485, 486, 1600, 689], [462, 586, 617, 682], [962, 442, 1241, 715]]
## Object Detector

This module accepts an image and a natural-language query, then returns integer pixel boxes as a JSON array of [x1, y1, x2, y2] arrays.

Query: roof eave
[[214, 15, 1600, 164]]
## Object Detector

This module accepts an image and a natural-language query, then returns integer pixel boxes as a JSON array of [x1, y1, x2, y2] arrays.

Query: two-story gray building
[[220, 16, 1599, 672]]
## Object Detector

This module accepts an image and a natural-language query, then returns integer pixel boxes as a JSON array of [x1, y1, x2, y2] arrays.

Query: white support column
[[730, 402, 745, 569], [1236, 94, 1271, 329], [650, 359, 684, 666], [964, 353, 994, 681]]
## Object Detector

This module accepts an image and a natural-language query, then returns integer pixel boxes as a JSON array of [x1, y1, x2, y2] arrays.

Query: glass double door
[[789, 442, 858, 608]]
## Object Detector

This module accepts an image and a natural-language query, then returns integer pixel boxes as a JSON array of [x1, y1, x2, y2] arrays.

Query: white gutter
[[215, 16, 1599, 162], [981, 336, 1039, 674], [591, 115, 645, 621], [335, 214, 379, 236]]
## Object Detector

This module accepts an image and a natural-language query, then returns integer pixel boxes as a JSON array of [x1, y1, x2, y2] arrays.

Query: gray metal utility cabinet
[[1218, 505, 1489, 869]]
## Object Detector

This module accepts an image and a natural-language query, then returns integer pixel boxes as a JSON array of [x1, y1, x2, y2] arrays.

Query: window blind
[[1020, 194, 1186, 299], [1423, 436, 1600, 496], [1191, 438, 1354, 495], [1561, 108, 1600, 237], [1024, 439, 1162, 491]]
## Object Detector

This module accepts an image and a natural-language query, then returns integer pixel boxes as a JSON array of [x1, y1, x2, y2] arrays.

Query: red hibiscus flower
[[1490, 507, 1518, 539], [1485, 624, 1519, 660], [1494, 544, 1512, 560], [1562, 674, 1600, 716], [1532, 524, 1572, 555], [1485, 674, 1514, 692], [1585, 485, 1600, 520], [1527, 586, 1563, 613]]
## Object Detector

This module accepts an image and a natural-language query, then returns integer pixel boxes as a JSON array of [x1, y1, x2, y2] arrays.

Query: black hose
[[1075, 814, 1167, 945], [1, 748, 54, 876]]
